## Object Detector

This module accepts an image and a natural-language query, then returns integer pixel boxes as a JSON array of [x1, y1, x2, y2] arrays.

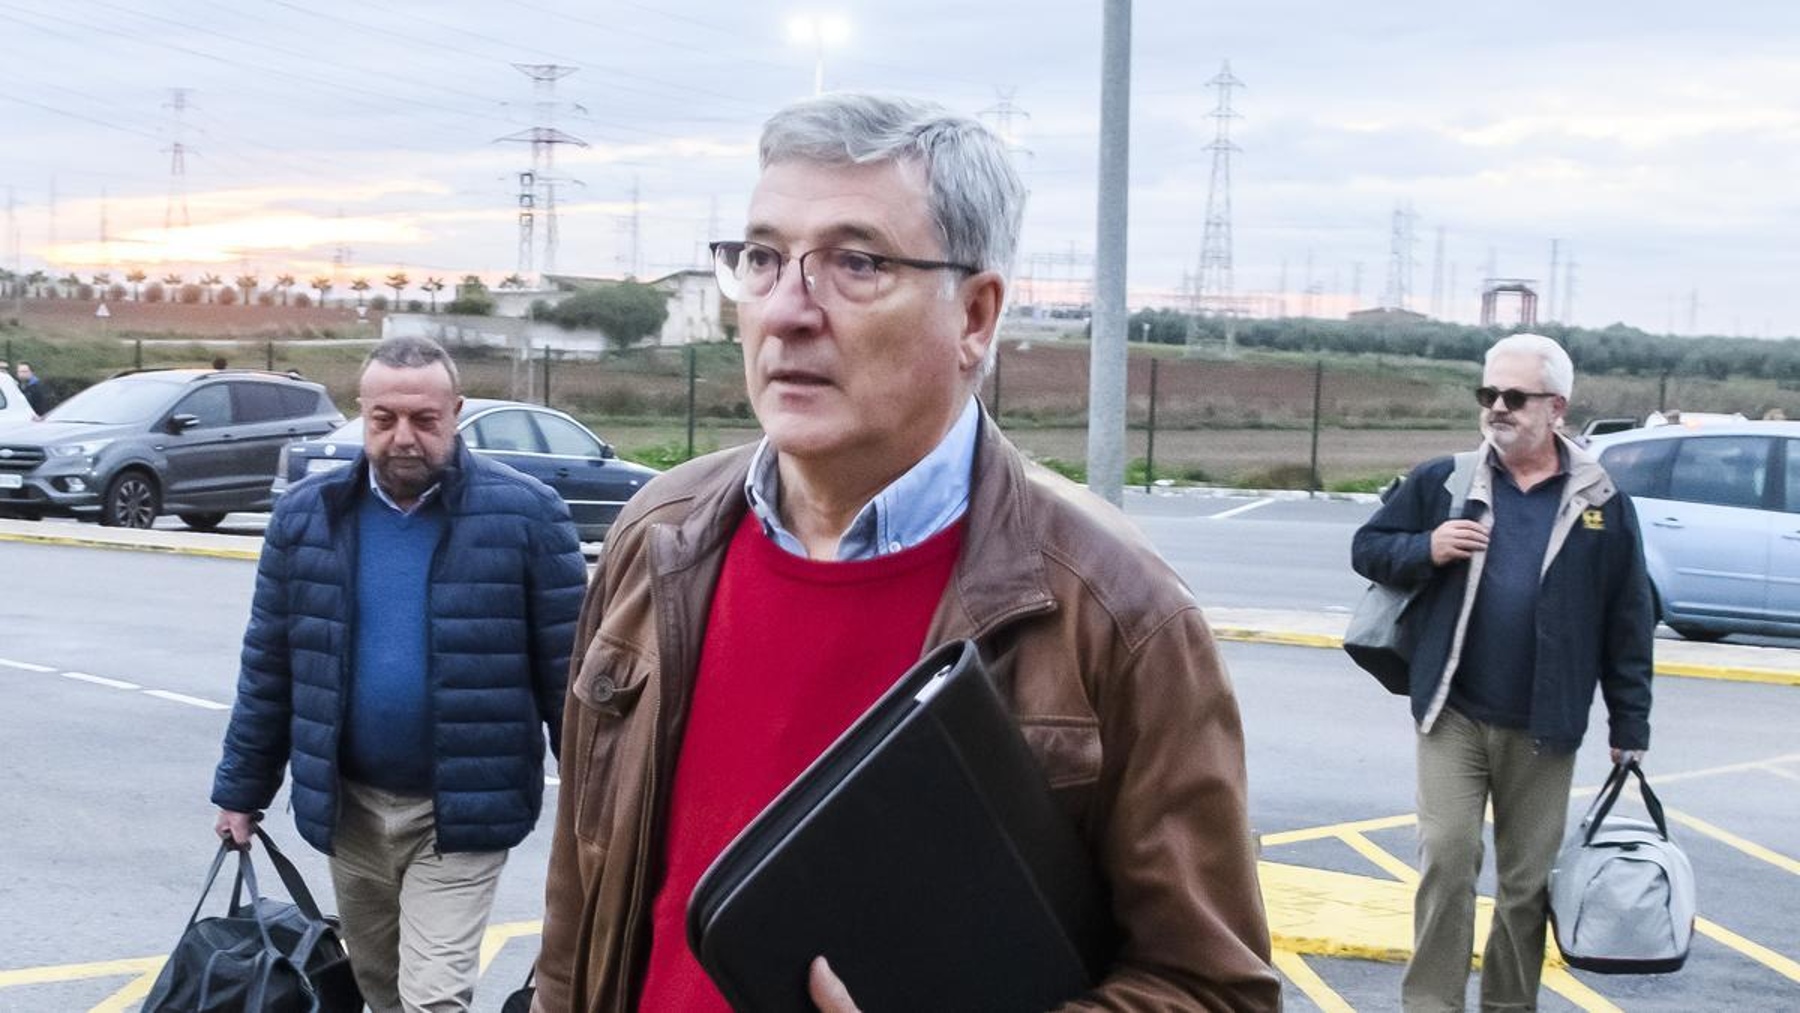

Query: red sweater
[[637, 513, 964, 1011]]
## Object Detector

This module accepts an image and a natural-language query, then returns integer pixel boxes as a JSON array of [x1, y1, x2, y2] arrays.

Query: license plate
[[0, 474, 21, 489]]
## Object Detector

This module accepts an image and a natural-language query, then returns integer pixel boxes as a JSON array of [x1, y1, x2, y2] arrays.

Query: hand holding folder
[[686, 640, 1117, 1013]]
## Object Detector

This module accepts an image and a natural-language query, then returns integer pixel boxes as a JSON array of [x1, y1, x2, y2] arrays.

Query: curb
[[0, 530, 260, 561], [1210, 627, 1800, 688]]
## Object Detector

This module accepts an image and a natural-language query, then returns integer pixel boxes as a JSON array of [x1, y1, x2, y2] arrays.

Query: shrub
[[544, 282, 670, 344]]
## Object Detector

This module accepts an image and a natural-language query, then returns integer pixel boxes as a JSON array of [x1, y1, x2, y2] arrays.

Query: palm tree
[[275, 274, 296, 306], [126, 269, 147, 302], [92, 273, 112, 301], [161, 272, 183, 288], [385, 272, 409, 309], [59, 272, 82, 298], [310, 276, 333, 307], [421, 277, 446, 312], [349, 278, 372, 308], [499, 273, 526, 290], [235, 274, 259, 306], [26, 270, 48, 298], [198, 272, 223, 304]]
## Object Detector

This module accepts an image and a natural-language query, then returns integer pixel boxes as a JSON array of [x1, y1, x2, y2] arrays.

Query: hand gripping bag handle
[[1580, 759, 1670, 846]]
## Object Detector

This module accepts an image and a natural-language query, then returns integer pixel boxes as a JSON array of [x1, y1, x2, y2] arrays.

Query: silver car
[[1593, 420, 1800, 640]]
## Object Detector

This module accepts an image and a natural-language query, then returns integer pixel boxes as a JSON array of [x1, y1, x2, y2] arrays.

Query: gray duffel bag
[[1548, 761, 1695, 974]]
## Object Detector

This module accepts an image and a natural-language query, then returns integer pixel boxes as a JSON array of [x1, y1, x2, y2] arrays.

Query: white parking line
[[1210, 498, 1276, 520], [60, 671, 142, 691], [0, 657, 57, 673], [142, 689, 231, 711]]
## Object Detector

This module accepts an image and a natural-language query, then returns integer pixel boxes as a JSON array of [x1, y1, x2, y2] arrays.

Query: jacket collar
[[320, 439, 477, 520], [653, 410, 1056, 637]]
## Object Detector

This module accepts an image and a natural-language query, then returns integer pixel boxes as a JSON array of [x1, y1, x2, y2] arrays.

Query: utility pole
[[1562, 247, 1576, 323], [7, 187, 22, 318], [1087, 0, 1130, 507], [1546, 238, 1560, 324], [1195, 60, 1243, 353], [1383, 203, 1415, 310], [497, 64, 588, 282], [1429, 225, 1445, 319], [163, 88, 193, 250]]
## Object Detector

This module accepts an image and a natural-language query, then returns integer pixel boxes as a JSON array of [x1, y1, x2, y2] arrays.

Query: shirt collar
[[367, 465, 442, 516], [744, 396, 981, 561]]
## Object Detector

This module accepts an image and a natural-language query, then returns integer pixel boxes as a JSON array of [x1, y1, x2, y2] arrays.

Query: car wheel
[[178, 512, 227, 531], [1667, 621, 1727, 643], [101, 471, 160, 529]]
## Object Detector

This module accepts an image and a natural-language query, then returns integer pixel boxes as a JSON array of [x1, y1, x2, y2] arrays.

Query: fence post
[[685, 344, 698, 462], [134, 338, 143, 371], [541, 346, 552, 407], [1658, 371, 1669, 412], [1144, 357, 1158, 492], [1309, 360, 1324, 496], [266, 340, 275, 371]]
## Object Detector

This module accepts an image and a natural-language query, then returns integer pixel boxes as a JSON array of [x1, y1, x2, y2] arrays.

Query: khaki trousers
[[329, 781, 509, 1013], [1403, 709, 1576, 1013]]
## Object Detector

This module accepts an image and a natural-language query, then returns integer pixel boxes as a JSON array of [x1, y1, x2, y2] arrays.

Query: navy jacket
[[1351, 438, 1653, 753], [212, 442, 588, 853]]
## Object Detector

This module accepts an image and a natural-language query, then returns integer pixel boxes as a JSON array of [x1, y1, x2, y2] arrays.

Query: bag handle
[[1581, 759, 1670, 845], [252, 826, 330, 922]]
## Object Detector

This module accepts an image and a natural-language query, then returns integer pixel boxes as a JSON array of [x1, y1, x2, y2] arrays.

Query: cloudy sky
[[3, 1, 1796, 336]]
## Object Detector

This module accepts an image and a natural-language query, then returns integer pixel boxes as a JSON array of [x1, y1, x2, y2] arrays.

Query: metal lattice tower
[[497, 65, 588, 279], [1383, 202, 1416, 310], [1547, 238, 1561, 324], [1429, 225, 1446, 319], [1195, 60, 1244, 344], [163, 89, 193, 243], [1562, 247, 1576, 323]]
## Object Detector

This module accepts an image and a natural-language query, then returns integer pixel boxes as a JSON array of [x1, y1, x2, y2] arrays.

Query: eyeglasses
[[709, 240, 979, 307], [1475, 386, 1561, 411]]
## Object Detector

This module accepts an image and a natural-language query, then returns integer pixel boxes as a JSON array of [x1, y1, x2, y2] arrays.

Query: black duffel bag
[[143, 828, 361, 1012]]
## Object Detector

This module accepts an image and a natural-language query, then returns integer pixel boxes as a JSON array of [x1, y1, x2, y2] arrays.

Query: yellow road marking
[[1271, 949, 1355, 1012], [0, 957, 162, 987], [1540, 967, 1623, 1012], [1209, 628, 1800, 686], [1695, 917, 1800, 984], [0, 531, 260, 561], [1261, 813, 1418, 847], [1666, 808, 1800, 877], [479, 919, 543, 973], [1338, 830, 1418, 885], [90, 969, 160, 1013]]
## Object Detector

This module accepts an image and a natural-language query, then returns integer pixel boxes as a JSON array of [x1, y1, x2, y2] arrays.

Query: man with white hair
[[1353, 333, 1654, 1010], [533, 92, 1277, 1011]]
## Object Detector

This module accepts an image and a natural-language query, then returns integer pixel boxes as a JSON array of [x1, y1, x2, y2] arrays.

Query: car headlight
[[48, 439, 113, 458]]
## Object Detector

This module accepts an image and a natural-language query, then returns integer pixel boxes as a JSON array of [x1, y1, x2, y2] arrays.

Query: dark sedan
[[273, 399, 658, 542]]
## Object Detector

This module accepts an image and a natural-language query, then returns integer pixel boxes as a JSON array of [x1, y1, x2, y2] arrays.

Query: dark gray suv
[[0, 368, 344, 529]]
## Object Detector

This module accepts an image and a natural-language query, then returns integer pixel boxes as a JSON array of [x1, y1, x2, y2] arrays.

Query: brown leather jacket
[[535, 418, 1279, 1012]]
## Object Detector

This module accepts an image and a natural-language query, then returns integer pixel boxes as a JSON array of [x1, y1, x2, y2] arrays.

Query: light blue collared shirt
[[368, 466, 442, 516], [744, 397, 980, 561]]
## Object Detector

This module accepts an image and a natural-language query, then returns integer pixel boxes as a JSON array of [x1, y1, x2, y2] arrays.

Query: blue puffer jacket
[[212, 442, 588, 854]]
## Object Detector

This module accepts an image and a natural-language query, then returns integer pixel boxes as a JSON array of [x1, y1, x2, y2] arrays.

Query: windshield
[[43, 376, 185, 425]]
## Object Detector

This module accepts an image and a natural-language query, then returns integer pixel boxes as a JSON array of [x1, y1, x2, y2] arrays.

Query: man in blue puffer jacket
[[211, 335, 587, 1013]]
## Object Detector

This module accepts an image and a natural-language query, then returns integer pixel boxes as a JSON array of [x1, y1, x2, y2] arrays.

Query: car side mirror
[[600, 444, 616, 460], [169, 413, 201, 433]]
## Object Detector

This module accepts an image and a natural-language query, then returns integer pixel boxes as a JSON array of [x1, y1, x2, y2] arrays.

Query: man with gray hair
[[535, 93, 1277, 1011], [212, 335, 587, 1012], [1353, 333, 1654, 1010]]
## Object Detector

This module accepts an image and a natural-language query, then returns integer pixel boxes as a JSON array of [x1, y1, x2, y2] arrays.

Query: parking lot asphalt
[[5, 518, 1793, 687]]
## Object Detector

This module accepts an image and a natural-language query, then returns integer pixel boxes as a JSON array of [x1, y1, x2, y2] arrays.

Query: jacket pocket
[[571, 639, 655, 847]]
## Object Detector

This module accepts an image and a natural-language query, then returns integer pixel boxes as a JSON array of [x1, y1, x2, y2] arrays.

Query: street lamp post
[[788, 14, 850, 96]]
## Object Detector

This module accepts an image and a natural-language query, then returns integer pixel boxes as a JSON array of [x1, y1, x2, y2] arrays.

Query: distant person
[[1352, 333, 1654, 1011], [211, 355, 229, 370], [16, 362, 50, 415], [211, 335, 588, 1013], [532, 93, 1278, 1012]]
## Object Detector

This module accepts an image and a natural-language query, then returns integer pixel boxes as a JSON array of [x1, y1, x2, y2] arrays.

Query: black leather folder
[[685, 639, 1115, 1013]]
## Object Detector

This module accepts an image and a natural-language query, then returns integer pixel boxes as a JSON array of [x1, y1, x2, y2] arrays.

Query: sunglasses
[[1475, 386, 1561, 411]]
